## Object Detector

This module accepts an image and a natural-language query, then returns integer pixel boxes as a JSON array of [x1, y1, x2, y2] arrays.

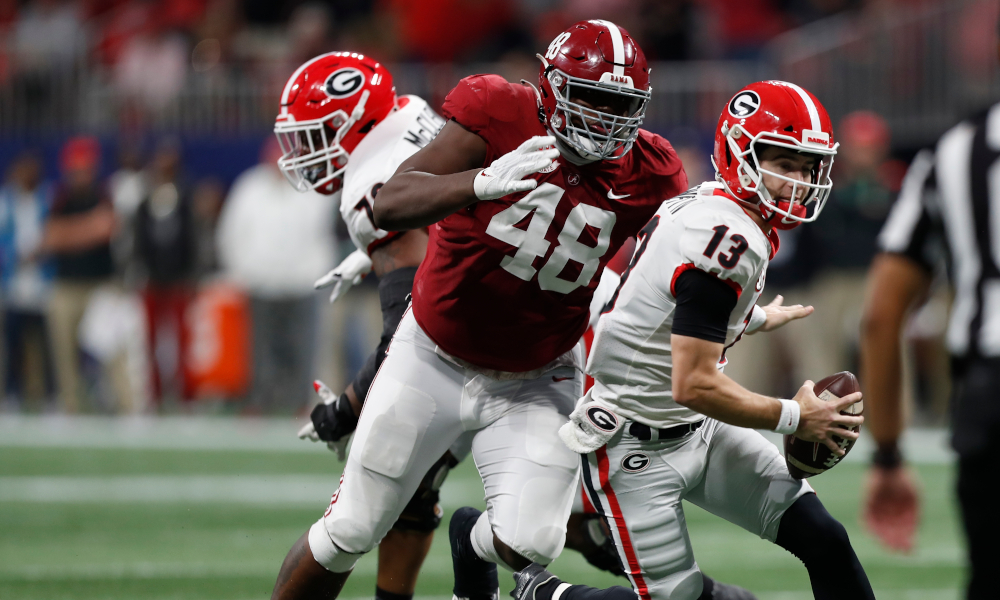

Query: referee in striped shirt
[[859, 46, 1000, 599]]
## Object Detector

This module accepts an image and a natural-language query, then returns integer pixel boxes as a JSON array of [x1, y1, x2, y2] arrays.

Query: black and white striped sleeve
[[877, 149, 941, 272]]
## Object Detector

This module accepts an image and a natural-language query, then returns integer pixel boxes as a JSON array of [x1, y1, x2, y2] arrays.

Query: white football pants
[[309, 309, 583, 572], [581, 419, 812, 600]]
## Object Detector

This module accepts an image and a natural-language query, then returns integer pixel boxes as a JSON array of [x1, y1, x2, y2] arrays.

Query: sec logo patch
[[621, 452, 650, 473], [586, 407, 619, 432]]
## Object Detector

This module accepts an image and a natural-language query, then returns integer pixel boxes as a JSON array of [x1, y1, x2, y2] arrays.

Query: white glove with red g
[[473, 136, 559, 200]]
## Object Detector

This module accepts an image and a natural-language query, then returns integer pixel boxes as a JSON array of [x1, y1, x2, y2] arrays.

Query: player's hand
[[473, 136, 560, 200], [792, 380, 863, 455], [864, 465, 919, 552], [297, 380, 358, 460], [757, 295, 814, 332], [315, 250, 373, 303]]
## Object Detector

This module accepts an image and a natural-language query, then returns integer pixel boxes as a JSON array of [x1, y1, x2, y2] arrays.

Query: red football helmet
[[713, 80, 839, 228], [536, 20, 651, 162], [274, 52, 397, 194]]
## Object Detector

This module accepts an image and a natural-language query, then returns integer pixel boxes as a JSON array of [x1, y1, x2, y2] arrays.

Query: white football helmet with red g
[[713, 80, 839, 228], [274, 52, 397, 194], [536, 20, 651, 162]]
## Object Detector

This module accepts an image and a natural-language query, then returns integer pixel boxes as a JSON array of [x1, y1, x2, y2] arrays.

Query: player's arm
[[858, 252, 930, 552], [669, 270, 862, 454], [859, 253, 931, 455], [373, 120, 484, 230], [374, 122, 558, 230]]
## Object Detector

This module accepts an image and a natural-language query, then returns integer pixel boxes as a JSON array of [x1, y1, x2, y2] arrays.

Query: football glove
[[315, 249, 373, 303], [297, 380, 359, 460], [472, 136, 559, 201]]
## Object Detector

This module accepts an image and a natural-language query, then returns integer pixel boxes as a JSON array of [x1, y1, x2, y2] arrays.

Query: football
[[783, 371, 864, 479]]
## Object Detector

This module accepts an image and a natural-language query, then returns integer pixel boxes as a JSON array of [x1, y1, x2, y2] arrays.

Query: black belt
[[628, 420, 704, 441]]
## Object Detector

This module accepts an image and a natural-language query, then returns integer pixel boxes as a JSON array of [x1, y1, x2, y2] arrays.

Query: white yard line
[[0, 474, 487, 507], [0, 555, 452, 581], [0, 415, 956, 464], [762, 591, 959, 600]]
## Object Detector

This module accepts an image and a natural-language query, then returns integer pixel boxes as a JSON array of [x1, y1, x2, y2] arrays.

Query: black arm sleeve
[[350, 266, 418, 402], [671, 269, 739, 344]]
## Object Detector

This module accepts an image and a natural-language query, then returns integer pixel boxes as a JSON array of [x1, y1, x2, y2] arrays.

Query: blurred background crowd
[[0, 0, 994, 417]]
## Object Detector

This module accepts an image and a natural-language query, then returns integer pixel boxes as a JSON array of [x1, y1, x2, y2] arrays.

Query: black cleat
[[702, 575, 758, 600], [450, 507, 499, 600], [511, 564, 561, 600]]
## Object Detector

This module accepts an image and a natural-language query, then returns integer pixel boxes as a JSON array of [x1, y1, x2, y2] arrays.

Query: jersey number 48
[[485, 183, 617, 294]]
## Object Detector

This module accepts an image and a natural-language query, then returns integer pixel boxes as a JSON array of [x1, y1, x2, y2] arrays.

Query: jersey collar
[[705, 182, 780, 260]]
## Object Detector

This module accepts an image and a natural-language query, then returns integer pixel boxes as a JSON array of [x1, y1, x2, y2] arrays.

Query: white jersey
[[341, 95, 446, 255], [587, 182, 773, 428]]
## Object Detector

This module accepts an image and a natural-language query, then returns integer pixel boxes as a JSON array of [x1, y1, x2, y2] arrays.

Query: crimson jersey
[[411, 74, 687, 372]]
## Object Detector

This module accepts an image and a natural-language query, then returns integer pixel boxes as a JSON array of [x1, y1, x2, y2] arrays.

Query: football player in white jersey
[[509, 82, 876, 600], [273, 51, 451, 600]]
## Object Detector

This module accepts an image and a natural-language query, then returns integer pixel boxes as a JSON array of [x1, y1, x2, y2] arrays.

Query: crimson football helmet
[[536, 20, 651, 162], [274, 52, 397, 194], [713, 80, 838, 228]]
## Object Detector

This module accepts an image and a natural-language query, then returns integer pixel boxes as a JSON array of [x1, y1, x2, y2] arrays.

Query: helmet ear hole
[[725, 143, 732, 167]]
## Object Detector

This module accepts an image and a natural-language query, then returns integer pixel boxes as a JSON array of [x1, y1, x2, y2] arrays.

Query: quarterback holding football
[[509, 81, 876, 600]]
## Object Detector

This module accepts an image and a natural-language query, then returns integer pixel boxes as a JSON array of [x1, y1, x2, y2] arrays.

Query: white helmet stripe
[[780, 81, 821, 131], [279, 51, 340, 115], [594, 20, 625, 77]]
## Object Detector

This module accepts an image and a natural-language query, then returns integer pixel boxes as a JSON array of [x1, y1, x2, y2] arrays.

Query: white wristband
[[472, 169, 492, 199], [773, 399, 800, 434], [746, 304, 767, 334]]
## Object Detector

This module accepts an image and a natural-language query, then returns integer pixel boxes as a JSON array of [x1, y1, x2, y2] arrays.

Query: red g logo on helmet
[[727, 91, 761, 119], [274, 52, 397, 194], [324, 68, 365, 99], [712, 81, 839, 229]]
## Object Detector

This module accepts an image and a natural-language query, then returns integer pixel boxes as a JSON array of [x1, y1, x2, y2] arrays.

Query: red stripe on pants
[[596, 447, 651, 600]]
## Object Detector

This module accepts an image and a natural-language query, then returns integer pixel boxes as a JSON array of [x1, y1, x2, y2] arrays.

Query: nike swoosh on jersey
[[552, 376, 573, 382], [607, 189, 631, 199]]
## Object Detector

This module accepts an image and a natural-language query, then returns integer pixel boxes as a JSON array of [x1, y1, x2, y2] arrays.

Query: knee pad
[[391, 452, 458, 533], [308, 519, 366, 573]]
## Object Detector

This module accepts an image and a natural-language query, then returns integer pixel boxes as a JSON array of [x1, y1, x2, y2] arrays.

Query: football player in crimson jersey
[[270, 20, 693, 600], [509, 82, 876, 600]]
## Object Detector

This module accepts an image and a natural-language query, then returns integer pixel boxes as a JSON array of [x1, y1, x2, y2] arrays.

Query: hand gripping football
[[784, 371, 863, 479]]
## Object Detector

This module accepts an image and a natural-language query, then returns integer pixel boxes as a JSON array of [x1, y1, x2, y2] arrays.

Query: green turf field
[[0, 417, 964, 600]]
